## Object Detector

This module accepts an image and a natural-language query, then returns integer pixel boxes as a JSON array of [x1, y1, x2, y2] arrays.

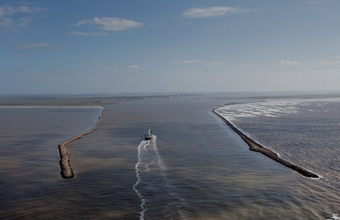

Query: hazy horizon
[[1, 0, 340, 95]]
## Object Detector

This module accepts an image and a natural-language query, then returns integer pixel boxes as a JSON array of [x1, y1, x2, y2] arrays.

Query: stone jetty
[[58, 109, 105, 178], [213, 108, 319, 179]]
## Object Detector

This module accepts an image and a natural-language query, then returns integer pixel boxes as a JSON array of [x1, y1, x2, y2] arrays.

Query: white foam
[[133, 136, 187, 220], [143, 141, 149, 152], [326, 214, 340, 220], [216, 98, 340, 121], [133, 140, 149, 220], [152, 137, 188, 219], [151, 136, 167, 172]]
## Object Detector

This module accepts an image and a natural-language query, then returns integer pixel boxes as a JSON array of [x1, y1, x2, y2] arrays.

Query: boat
[[144, 129, 153, 140]]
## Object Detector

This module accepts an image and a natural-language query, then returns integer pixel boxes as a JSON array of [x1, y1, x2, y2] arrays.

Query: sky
[[1, 0, 340, 95]]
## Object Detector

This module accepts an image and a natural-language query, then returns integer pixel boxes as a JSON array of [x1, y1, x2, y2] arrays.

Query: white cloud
[[173, 60, 202, 64], [204, 61, 221, 65], [0, 17, 12, 27], [234, 57, 340, 78], [102, 67, 119, 72], [0, 4, 46, 27], [76, 17, 143, 31], [274, 59, 340, 68], [21, 43, 52, 49], [0, 5, 46, 17], [275, 59, 300, 66], [7, 54, 30, 59], [70, 31, 108, 36], [18, 17, 32, 27], [129, 65, 140, 69], [318, 60, 340, 65], [172, 60, 221, 65], [308, 0, 324, 4], [182, 6, 253, 18]]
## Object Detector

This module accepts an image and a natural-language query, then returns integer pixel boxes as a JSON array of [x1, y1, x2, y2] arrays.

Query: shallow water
[[216, 98, 340, 190], [0, 95, 339, 219]]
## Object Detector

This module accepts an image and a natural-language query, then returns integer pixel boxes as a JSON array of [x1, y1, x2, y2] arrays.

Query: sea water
[[133, 136, 185, 220], [0, 106, 103, 219], [0, 95, 339, 220], [216, 98, 340, 189]]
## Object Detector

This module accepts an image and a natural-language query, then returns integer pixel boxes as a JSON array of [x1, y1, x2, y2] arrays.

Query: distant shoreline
[[58, 108, 105, 178], [213, 106, 319, 179]]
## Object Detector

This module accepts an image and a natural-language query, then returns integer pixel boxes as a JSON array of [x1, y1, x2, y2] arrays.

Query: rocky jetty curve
[[58, 108, 105, 178], [213, 107, 319, 179]]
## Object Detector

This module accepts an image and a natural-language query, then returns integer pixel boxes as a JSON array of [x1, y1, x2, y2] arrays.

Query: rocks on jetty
[[58, 143, 74, 178], [58, 109, 105, 178], [213, 108, 319, 179]]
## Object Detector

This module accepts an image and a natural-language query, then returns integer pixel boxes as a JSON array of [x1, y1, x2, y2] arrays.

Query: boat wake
[[327, 214, 340, 220], [133, 136, 187, 220]]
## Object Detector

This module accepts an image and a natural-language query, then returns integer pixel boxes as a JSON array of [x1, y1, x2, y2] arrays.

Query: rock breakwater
[[213, 108, 319, 179], [58, 108, 105, 178]]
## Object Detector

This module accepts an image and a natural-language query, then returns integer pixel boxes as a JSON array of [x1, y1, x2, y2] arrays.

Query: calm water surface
[[0, 95, 339, 220]]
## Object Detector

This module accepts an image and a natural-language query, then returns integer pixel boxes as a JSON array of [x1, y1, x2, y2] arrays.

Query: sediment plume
[[58, 108, 105, 178], [213, 108, 319, 179]]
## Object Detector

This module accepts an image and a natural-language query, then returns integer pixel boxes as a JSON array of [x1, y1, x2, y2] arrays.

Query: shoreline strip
[[58, 108, 105, 178], [213, 107, 319, 179]]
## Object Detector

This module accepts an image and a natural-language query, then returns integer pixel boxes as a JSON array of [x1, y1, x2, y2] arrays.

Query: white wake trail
[[133, 136, 187, 220], [133, 140, 149, 220]]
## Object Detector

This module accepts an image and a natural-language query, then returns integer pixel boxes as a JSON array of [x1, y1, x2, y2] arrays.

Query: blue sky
[[1, 0, 340, 95]]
